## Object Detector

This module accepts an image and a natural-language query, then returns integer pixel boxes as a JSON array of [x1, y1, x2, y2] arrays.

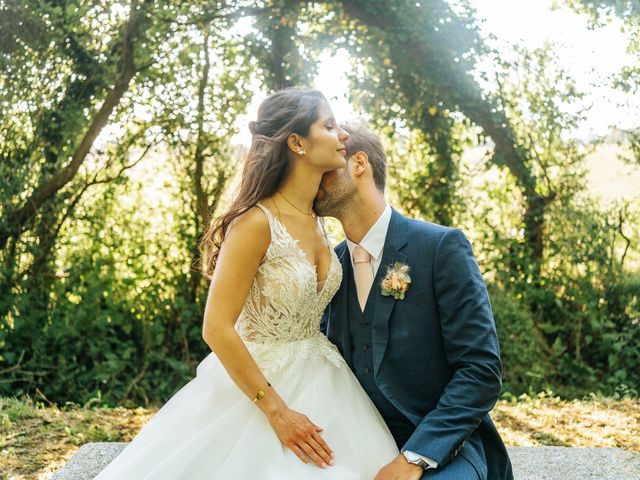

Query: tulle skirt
[[95, 336, 399, 479]]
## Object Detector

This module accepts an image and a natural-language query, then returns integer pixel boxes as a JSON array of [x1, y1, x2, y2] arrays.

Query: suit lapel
[[332, 241, 353, 365], [372, 208, 408, 377]]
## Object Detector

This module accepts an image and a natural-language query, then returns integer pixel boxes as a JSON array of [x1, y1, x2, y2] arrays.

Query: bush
[[488, 284, 554, 395]]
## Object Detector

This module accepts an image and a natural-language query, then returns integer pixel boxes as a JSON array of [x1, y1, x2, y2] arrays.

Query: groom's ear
[[351, 151, 369, 177]]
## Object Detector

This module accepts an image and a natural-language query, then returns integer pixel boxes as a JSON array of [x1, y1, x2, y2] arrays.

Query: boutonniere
[[380, 261, 411, 300]]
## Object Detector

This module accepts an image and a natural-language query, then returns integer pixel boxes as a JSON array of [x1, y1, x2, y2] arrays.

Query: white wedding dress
[[95, 203, 399, 479]]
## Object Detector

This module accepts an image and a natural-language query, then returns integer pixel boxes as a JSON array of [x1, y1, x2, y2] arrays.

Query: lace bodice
[[235, 203, 345, 374]]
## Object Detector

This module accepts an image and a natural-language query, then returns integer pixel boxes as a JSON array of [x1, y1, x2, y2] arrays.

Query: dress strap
[[254, 202, 277, 263], [255, 202, 278, 235], [255, 202, 273, 222], [257, 200, 291, 239]]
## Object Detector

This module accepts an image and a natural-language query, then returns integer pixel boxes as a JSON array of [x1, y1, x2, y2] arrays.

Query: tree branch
[[617, 205, 631, 269]]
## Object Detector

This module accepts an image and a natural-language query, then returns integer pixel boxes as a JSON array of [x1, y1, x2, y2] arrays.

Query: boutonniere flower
[[380, 262, 411, 300]]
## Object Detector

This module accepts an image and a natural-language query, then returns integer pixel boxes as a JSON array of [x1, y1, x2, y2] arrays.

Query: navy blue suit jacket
[[322, 208, 513, 480]]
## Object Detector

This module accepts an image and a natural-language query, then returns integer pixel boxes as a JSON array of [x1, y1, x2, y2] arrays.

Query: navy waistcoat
[[347, 263, 415, 447]]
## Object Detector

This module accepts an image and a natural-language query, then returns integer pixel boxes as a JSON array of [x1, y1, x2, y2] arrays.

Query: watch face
[[402, 451, 428, 469], [403, 451, 419, 462]]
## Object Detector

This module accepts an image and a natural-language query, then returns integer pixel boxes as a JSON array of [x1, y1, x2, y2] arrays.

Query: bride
[[95, 88, 398, 479]]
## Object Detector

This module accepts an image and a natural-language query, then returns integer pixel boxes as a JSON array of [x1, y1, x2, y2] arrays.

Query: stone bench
[[52, 443, 640, 479]]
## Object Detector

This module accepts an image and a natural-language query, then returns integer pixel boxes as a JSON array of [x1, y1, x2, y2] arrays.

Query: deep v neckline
[[257, 203, 335, 294]]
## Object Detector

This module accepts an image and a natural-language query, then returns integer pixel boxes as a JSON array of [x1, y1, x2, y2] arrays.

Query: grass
[[1, 392, 638, 479], [493, 392, 640, 451], [0, 396, 154, 480]]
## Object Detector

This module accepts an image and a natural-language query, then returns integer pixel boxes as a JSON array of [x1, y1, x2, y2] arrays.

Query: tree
[[335, 0, 554, 276], [0, 0, 257, 403], [0, 0, 156, 253]]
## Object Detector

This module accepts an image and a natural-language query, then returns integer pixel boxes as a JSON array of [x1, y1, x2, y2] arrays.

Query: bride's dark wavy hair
[[199, 88, 327, 279]]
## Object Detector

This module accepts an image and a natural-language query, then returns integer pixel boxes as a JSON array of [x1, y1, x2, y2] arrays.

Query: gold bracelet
[[252, 382, 271, 403]]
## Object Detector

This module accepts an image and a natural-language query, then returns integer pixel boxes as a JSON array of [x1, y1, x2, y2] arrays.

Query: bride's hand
[[266, 406, 335, 468]]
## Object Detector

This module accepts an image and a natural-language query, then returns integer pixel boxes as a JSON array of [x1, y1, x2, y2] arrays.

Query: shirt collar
[[346, 204, 392, 261]]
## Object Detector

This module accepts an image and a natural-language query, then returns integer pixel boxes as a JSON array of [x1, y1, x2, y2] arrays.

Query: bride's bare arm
[[201, 207, 334, 469]]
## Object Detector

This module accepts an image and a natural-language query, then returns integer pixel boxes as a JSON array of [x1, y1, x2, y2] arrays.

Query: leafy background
[[1, 0, 639, 408]]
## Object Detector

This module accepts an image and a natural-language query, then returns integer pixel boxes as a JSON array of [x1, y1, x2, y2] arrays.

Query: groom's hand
[[374, 454, 423, 480], [267, 406, 334, 469]]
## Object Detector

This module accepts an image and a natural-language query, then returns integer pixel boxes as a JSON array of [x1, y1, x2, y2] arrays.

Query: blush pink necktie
[[353, 245, 374, 312]]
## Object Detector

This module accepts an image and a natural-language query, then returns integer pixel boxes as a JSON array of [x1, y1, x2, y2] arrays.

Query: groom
[[316, 123, 513, 480]]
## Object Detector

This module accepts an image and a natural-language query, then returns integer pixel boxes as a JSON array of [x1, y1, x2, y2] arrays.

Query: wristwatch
[[401, 450, 431, 470]]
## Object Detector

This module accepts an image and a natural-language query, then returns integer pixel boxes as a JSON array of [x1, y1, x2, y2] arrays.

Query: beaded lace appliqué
[[235, 203, 345, 375]]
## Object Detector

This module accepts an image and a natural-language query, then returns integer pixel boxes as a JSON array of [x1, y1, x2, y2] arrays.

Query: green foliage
[[564, 0, 640, 23], [487, 284, 553, 394], [1, 0, 639, 407], [385, 122, 471, 226], [1, 177, 211, 406], [0, 1, 252, 406], [337, 0, 486, 225], [485, 194, 640, 396], [535, 196, 640, 394]]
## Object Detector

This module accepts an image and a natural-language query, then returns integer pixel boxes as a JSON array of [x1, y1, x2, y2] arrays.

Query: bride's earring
[[298, 149, 306, 156]]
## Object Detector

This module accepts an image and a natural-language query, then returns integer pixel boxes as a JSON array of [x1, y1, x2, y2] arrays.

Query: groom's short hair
[[341, 122, 387, 192]]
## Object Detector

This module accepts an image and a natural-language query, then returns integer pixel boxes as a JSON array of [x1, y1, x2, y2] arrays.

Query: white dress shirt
[[345, 203, 438, 470]]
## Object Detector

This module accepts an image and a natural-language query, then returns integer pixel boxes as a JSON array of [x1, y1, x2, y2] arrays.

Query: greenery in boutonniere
[[381, 262, 411, 300]]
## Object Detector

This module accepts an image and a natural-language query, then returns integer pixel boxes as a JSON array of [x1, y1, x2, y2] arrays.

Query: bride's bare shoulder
[[224, 205, 271, 252]]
